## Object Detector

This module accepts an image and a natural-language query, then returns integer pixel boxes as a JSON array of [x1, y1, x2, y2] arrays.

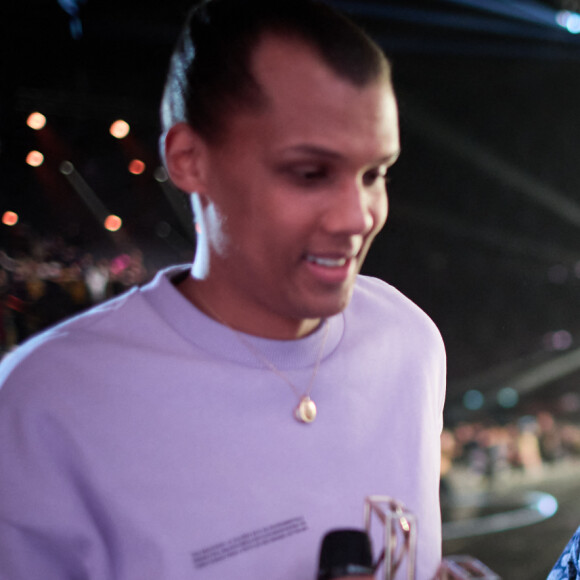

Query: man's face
[[198, 34, 400, 337]]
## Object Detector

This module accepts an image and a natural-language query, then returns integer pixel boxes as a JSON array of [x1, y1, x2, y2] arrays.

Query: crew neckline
[[140, 265, 345, 370]]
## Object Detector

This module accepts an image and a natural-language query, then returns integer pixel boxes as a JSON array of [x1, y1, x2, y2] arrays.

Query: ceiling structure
[[3, 0, 580, 420]]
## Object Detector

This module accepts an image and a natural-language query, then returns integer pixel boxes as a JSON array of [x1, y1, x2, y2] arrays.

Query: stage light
[[60, 161, 75, 175], [26, 150, 44, 167], [463, 389, 484, 411], [497, 387, 519, 409], [543, 329, 572, 351], [110, 120, 130, 139], [104, 215, 122, 232], [2, 211, 19, 226], [536, 495, 558, 518], [557, 10, 580, 34], [26, 112, 46, 130], [128, 159, 145, 175], [154, 166, 168, 182]]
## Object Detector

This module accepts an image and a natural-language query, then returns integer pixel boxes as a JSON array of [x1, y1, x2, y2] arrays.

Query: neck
[[177, 274, 322, 340]]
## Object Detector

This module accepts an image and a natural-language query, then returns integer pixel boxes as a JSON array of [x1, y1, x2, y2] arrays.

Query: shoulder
[[351, 275, 442, 342], [350, 275, 446, 416], [0, 265, 188, 374], [353, 274, 417, 308], [349, 275, 446, 390], [0, 265, 193, 405], [0, 287, 140, 401]]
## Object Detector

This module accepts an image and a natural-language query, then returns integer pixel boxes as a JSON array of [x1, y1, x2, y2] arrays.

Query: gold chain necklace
[[194, 294, 330, 424]]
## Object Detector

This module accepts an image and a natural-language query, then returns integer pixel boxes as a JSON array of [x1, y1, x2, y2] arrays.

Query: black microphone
[[317, 529, 375, 580]]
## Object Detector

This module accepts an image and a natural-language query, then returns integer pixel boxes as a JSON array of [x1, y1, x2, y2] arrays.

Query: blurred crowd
[[0, 235, 150, 353], [441, 411, 580, 499]]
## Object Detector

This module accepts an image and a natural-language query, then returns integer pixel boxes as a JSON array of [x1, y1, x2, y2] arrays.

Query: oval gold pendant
[[295, 396, 317, 423]]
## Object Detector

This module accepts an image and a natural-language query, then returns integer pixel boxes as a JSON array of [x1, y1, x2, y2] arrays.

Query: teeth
[[306, 255, 347, 267]]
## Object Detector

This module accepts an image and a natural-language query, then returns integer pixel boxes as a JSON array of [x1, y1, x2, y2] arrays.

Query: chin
[[306, 289, 354, 319]]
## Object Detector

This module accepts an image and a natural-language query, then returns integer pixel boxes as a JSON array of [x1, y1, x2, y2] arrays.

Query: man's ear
[[163, 122, 208, 194]]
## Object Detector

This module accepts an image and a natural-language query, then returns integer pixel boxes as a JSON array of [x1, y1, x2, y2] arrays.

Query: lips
[[305, 255, 348, 268], [303, 251, 357, 285]]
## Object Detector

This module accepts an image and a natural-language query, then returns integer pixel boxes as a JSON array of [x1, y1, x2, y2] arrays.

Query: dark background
[[3, 0, 580, 421]]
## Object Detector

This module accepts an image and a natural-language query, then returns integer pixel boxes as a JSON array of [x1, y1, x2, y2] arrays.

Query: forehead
[[224, 34, 399, 160]]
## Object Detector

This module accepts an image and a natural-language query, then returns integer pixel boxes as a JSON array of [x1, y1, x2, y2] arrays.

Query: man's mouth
[[305, 255, 349, 268]]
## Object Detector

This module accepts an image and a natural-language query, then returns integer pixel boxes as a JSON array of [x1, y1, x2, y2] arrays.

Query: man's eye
[[296, 167, 327, 180], [362, 168, 387, 187], [287, 165, 330, 185]]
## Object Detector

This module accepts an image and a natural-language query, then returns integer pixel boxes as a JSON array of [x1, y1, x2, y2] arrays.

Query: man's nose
[[321, 181, 376, 236]]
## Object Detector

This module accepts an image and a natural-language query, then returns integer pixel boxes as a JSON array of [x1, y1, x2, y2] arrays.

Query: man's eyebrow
[[281, 145, 342, 159], [280, 145, 401, 165]]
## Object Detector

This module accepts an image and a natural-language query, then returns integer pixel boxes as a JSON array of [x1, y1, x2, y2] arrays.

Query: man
[[0, 1, 446, 579]]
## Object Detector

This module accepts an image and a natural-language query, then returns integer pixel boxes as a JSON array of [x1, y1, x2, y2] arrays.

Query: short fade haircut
[[161, 0, 391, 142]]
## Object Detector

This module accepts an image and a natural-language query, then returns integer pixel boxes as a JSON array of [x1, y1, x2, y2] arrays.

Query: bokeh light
[[110, 119, 130, 139], [104, 214, 123, 232], [128, 159, 146, 175], [26, 150, 44, 167], [104, 215, 123, 232], [463, 389, 484, 411], [543, 329, 573, 351], [154, 166, 168, 182], [557, 10, 580, 34], [2, 211, 19, 226], [26, 112, 47, 130], [59, 161, 75, 175], [497, 387, 519, 409]]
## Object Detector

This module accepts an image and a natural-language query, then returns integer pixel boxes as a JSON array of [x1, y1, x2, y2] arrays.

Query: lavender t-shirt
[[0, 266, 446, 579]]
